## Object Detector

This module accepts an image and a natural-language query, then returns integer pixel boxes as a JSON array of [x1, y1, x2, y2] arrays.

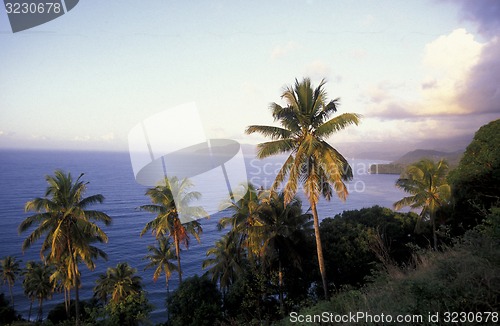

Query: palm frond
[[245, 125, 292, 140], [315, 113, 362, 138], [256, 139, 295, 159]]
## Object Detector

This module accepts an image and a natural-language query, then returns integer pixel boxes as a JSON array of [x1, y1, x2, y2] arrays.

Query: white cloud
[[304, 60, 331, 79], [270, 41, 298, 60], [419, 28, 483, 115], [100, 132, 115, 141], [73, 135, 91, 142], [365, 29, 484, 119]]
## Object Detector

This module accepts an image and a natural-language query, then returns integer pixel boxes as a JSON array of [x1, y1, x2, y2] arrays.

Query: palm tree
[[1, 256, 21, 308], [144, 236, 178, 294], [256, 191, 312, 314], [19, 170, 112, 325], [394, 158, 451, 250], [50, 256, 74, 317], [140, 176, 206, 284], [23, 261, 54, 321], [94, 262, 142, 304], [245, 78, 361, 298], [202, 232, 244, 293], [217, 184, 263, 262], [23, 261, 36, 321]]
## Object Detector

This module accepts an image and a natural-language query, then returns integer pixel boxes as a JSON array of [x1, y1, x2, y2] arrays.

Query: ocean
[[0, 149, 406, 323]]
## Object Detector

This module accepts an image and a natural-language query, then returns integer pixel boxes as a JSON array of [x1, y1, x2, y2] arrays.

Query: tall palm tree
[[140, 176, 206, 284], [245, 78, 361, 298], [94, 262, 142, 304], [394, 158, 451, 250], [144, 236, 178, 294], [202, 232, 244, 293], [23, 261, 54, 322], [19, 170, 112, 325], [256, 191, 312, 313], [1, 256, 21, 308]]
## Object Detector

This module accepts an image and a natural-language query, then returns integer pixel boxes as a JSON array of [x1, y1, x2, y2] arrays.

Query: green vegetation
[[394, 159, 451, 250], [1, 79, 498, 325], [140, 176, 206, 284], [18, 170, 111, 325], [1, 256, 21, 309], [166, 275, 222, 326], [277, 207, 500, 326], [449, 119, 500, 233], [246, 77, 361, 299]]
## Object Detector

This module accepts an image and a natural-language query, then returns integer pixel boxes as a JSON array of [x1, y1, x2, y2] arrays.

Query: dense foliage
[[2, 89, 498, 325], [166, 275, 222, 326], [449, 119, 500, 233]]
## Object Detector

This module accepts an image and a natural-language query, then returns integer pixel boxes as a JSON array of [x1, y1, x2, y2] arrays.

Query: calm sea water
[[0, 149, 405, 322]]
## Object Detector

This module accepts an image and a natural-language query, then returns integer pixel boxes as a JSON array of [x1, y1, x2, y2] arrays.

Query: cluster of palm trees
[[3, 77, 454, 324], [1, 78, 363, 323], [1, 256, 54, 322], [203, 186, 312, 313]]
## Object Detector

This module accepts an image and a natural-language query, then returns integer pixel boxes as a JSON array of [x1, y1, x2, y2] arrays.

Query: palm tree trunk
[[8, 283, 14, 308], [37, 297, 43, 322], [28, 298, 33, 321], [311, 201, 329, 300], [75, 279, 80, 326], [64, 287, 69, 317], [165, 269, 171, 321], [71, 255, 80, 326], [432, 211, 438, 251], [174, 233, 182, 284], [278, 260, 284, 316]]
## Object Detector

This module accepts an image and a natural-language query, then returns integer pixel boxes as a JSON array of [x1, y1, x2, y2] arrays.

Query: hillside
[[370, 149, 464, 174]]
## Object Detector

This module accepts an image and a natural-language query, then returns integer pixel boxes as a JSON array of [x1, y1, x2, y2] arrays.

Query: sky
[[0, 0, 499, 157]]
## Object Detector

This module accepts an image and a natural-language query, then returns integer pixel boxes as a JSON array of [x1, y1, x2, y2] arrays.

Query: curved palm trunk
[[311, 201, 329, 300], [174, 232, 182, 284]]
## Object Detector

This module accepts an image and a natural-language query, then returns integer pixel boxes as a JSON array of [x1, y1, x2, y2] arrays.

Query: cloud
[[270, 41, 298, 60], [304, 60, 331, 79], [100, 132, 115, 141], [0, 130, 4, 136], [72, 135, 91, 142], [456, 39, 500, 114], [72, 132, 116, 142], [445, 0, 500, 38], [366, 29, 484, 119], [419, 28, 484, 115], [441, 0, 500, 117]]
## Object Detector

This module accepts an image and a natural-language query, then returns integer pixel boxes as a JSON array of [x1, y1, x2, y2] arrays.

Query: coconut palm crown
[[394, 158, 451, 250]]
